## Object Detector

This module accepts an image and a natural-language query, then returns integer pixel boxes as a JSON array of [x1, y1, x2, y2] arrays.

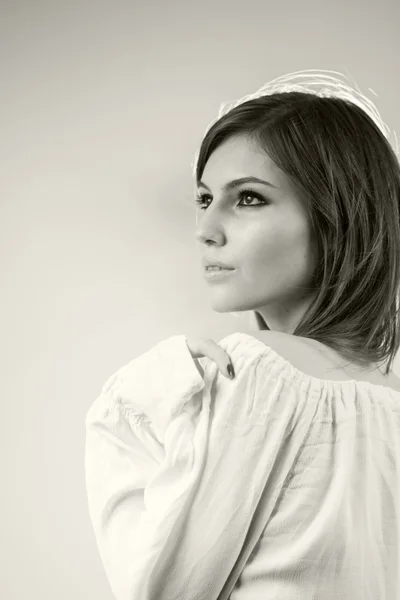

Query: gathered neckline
[[220, 331, 400, 396]]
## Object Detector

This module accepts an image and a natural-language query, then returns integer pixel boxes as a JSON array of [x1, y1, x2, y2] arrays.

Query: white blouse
[[85, 332, 400, 599]]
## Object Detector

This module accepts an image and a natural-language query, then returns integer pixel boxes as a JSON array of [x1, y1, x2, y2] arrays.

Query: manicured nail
[[227, 363, 234, 378]]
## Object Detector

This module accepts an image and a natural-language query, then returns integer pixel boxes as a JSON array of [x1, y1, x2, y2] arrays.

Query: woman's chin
[[208, 295, 250, 313]]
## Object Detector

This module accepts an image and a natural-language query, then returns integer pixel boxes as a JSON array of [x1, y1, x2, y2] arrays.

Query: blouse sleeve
[[84, 335, 207, 599], [84, 334, 299, 600]]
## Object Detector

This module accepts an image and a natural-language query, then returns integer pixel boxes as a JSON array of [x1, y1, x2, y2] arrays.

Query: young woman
[[85, 70, 400, 599]]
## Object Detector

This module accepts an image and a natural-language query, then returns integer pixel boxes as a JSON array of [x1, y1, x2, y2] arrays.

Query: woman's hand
[[185, 337, 235, 379]]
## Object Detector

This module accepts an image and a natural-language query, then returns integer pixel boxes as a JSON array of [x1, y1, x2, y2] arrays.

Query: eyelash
[[195, 188, 268, 210]]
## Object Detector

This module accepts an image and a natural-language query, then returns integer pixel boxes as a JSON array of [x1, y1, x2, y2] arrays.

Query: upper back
[[243, 329, 400, 393]]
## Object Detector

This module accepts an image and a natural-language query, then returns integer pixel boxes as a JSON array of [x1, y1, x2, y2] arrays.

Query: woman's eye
[[195, 189, 268, 210]]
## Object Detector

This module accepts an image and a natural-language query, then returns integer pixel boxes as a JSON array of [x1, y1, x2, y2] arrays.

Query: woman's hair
[[193, 71, 400, 375]]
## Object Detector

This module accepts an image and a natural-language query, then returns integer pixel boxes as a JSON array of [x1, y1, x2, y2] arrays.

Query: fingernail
[[227, 363, 234, 378]]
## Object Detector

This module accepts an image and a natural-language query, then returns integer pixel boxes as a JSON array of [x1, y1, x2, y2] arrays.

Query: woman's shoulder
[[234, 330, 327, 374], [227, 330, 400, 392]]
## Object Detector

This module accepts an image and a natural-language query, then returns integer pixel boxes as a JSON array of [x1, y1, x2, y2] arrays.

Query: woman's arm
[[85, 335, 208, 600], [85, 334, 291, 600]]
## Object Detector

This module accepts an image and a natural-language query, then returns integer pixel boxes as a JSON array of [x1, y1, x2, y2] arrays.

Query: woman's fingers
[[188, 337, 234, 379]]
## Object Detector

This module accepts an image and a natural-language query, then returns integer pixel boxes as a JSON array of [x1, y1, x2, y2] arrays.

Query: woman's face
[[195, 134, 318, 333]]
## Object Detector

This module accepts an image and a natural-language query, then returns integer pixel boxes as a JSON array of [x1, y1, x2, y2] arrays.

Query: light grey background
[[1, 1, 399, 598]]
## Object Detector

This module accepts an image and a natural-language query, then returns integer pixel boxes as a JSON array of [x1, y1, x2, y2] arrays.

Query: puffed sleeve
[[85, 335, 207, 599], [85, 333, 301, 600]]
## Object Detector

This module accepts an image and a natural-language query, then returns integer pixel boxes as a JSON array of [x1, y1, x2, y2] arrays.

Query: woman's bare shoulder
[[233, 330, 400, 390], [236, 329, 309, 355]]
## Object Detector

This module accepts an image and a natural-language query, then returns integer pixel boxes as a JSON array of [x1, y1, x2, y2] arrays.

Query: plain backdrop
[[1, 0, 399, 598]]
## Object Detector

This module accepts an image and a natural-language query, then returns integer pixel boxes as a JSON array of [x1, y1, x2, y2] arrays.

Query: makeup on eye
[[195, 188, 270, 211]]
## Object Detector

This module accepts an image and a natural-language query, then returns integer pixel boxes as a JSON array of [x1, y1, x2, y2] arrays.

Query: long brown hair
[[194, 83, 400, 374]]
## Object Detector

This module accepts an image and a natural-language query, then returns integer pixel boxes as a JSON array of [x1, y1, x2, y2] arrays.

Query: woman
[[85, 70, 400, 599]]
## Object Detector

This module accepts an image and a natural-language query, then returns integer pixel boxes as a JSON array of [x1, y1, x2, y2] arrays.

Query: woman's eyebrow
[[197, 176, 279, 192]]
